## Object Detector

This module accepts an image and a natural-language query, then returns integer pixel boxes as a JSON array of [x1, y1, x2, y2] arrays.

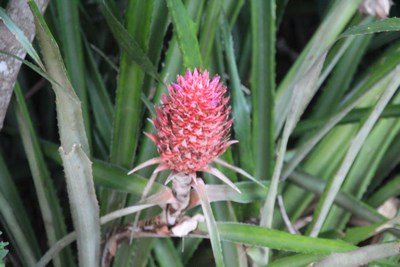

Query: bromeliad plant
[[102, 68, 260, 263], [2, 0, 400, 267]]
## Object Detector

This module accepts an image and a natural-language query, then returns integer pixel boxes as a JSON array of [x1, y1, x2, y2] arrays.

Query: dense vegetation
[[0, 0, 399, 266]]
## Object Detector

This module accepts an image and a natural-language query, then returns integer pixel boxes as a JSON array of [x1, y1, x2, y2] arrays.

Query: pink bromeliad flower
[[129, 69, 258, 194]]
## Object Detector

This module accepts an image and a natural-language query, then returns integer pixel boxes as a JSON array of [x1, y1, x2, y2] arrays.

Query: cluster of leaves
[[0, 0, 399, 266]]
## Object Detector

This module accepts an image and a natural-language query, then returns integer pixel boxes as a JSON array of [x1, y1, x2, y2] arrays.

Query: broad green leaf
[[166, 0, 202, 69]]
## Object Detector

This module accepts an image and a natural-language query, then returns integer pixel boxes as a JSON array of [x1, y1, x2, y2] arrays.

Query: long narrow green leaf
[[314, 242, 400, 267], [54, 0, 91, 149], [279, 40, 400, 231], [0, 193, 36, 266], [14, 84, 74, 267], [341, 18, 400, 37], [307, 66, 400, 237], [0, 7, 45, 70], [197, 222, 357, 254], [100, 0, 162, 84], [166, 0, 202, 68], [251, 0, 276, 181], [0, 152, 40, 266], [84, 38, 114, 149], [368, 175, 400, 207], [260, 52, 326, 228], [27, 1, 100, 265], [199, 0, 222, 67], [220, 13, 253, 173], [154, 239, 184, 267], [294, 104, 400, 135], [275, 0, 362, 135], [194, 179, 224, 267]]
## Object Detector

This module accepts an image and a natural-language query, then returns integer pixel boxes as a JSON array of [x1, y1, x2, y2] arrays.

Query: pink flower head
[[149, 69, 234, 174], [128, 69, 259, 193]]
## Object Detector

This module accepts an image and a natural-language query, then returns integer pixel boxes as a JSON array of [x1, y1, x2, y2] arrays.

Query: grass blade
[[166, 0, 202, 69], [250, 0, 276, 180], [307, 66, 400, 237]]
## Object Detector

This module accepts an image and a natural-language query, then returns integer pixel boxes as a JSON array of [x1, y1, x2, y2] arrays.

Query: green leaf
[[314, 242, 400, 267], [341, 18, 400, 37], [260, 52, 326, 228], [14, 84, 74, 267], [220, 13, 254, 173], [59, 145, 100, 267], [0, 7, 45, 70], [83, 38, 114, 149], [166, 0, 202, 69], [275, 0, 362, 135], [154, 239, 184, 267], [199, 0, 222, 67], [100, 0, 163, 84], [54, 0, 91, 150], [194, 179, 225, 267], [307, 66, 400, 237], [0, 153, 40, 265], [28, 1, 100, 265], [250, 0, 276, 180], [368, 175, 400, 207], [197, 222, 356, 254]]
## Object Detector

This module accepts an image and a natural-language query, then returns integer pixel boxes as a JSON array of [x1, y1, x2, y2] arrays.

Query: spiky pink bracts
[[128, 69, 257, 192]]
